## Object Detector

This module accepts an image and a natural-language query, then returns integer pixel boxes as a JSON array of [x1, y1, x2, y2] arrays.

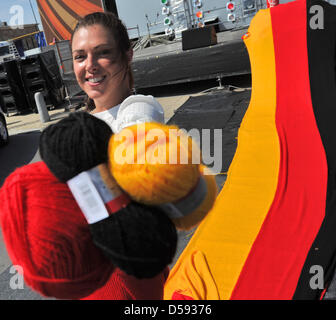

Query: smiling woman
[[70, 12, 167, 135], [72, 24, 131, 110], [71, 12, 133, 115]]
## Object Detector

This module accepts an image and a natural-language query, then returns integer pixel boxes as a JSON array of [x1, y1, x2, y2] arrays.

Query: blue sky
[[0, 0, 297, 35], [0, 0, 42, 29]]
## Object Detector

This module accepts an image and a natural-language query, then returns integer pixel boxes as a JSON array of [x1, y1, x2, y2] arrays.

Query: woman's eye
[[99, 49, 112, 56], [99, 50, 118, 60], [73, 55, 85, 61]]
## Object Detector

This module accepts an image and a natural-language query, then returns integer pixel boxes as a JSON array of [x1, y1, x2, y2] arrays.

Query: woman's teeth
[[87, 77, 104, 83]]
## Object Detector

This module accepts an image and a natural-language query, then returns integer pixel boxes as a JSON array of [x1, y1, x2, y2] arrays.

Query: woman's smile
[[86, 75, 107, 86]]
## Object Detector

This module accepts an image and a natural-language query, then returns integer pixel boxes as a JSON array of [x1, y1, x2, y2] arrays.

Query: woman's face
[[72, 24, 132, 109]]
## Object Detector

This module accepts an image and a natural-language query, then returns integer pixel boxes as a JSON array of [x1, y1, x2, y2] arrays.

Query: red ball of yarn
[[0, 161, 114, 300]]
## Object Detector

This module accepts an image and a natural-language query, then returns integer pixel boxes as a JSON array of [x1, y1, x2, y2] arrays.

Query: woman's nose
[[86, 54, 98, 73]]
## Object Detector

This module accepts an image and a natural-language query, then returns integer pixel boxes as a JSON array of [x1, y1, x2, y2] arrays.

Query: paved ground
[[6, 74, 252, 136], [5, 95, 190, 137]]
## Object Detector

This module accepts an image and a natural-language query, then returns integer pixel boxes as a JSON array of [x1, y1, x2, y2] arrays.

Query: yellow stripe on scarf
[[164, 8, 280, 300]]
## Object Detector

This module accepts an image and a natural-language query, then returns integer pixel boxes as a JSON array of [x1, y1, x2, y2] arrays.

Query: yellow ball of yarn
[[107, 122, 217, 230], [108, 122, 200, 205]]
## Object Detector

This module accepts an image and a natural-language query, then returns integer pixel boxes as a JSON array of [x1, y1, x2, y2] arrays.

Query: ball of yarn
[[108, 122, 217, 230], [90, 201, 177, 279], [39, 111, 177, 278], [39, 111, 112, 182], [0, 162, 114, 300], [114, 94, 165, 133], [108, 122, 200, 204]]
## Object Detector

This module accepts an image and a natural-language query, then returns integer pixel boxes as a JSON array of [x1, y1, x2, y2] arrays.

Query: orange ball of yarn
[[108, 122, 217, 230], [108, 122, 200, 205]]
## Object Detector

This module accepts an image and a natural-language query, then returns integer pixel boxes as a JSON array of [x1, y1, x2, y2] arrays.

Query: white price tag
[[67, 171, 109, 224], [87, 166, 123, 202]]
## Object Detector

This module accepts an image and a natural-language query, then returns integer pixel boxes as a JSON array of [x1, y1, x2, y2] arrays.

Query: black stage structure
[[132, 28, 251, 90], [40, 28, 251, 98]]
